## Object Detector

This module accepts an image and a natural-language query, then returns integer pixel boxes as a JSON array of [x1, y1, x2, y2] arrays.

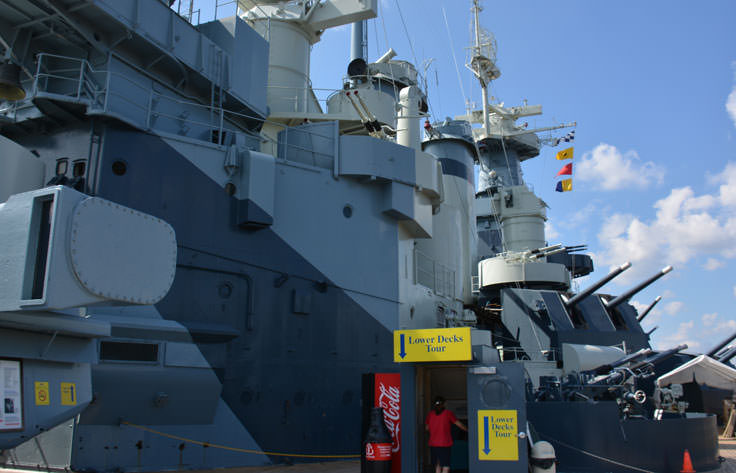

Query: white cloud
[[702, 313, 718, 326], [655, 320, 700, 351], [545, 220, 560, 240], [569, 203, 598, 227], [703, 258, 724, 270], [663, 301, 683, 316], [719, 320, 736, 331], [576, 143, 665, 190], [728, 88, 736, 128], [710, 161, 736, 207], [596, 162, 736, 281], [728, 62, 736, 128]]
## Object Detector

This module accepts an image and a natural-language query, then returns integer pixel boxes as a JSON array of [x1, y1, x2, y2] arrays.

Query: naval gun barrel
[[636, 296, 662, 322], [629, 344, 687, 371], [609, 348, 653, 369], [719, 346, 736, 364], [588, 344, 687, 386], [606, 266, 673, 310], [589, 347, 653, 375], [706, 330, 736, 358], [564, 262, 631, 309]]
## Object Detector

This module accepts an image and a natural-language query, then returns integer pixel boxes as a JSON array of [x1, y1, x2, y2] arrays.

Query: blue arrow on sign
[[399, 334, 407, 358], [483, 416, 491, 455]]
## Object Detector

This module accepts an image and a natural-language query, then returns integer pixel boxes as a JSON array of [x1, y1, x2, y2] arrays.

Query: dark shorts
[[430, 446, 451, 467]]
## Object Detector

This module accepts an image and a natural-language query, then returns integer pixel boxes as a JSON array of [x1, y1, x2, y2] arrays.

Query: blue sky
[[201, 1, 736, 355]]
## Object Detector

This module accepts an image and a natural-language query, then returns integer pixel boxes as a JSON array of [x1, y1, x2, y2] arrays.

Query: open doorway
[[416, 365, 469, 473]]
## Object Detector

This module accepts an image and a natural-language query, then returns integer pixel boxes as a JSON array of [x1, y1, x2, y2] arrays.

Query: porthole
[[481, 379, 512, 406], [112, 160, 127, 176], [343, 204, 353, 218]]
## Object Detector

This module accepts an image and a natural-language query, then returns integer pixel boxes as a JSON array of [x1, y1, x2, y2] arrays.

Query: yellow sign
[[60, 382, 77, 406], [393, 327, 472, 362], [35, 382, 50, 405], [477, 409, 518, 461]]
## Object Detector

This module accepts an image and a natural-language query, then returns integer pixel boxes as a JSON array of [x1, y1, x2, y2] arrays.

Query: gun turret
[[564, 262, 631, 309], [605, 266, 672, 310], [706, 330, 736, 358], [636, 296, 662, 322]]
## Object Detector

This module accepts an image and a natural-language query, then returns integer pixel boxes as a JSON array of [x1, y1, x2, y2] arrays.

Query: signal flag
[[555, 179, 573, 192], [556, 163, 572, 177], [552, 130, 575, 146], [556, 147, 573, 160]]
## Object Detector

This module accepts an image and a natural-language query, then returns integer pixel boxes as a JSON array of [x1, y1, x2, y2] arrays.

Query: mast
[[472, 0, 491, 135], [467, 0, 499, 137]]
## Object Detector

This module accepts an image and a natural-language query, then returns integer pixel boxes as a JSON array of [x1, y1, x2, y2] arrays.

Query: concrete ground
[[2, 438, 735, 473], [198, 438, 736, 473], [719, 437, 736, 473]]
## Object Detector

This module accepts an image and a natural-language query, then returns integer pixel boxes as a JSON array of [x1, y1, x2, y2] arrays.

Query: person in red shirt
[[425, 396, 467, 473]]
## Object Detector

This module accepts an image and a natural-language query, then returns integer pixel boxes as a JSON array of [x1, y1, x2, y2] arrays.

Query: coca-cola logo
[[377, 382, 400, 453]]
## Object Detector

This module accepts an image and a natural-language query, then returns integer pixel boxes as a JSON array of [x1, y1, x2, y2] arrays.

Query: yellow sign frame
[[60, 382, 77, 406], [393, 327, 472, 362], [34, 381, 50, 406], [477, 409, 518, 461]]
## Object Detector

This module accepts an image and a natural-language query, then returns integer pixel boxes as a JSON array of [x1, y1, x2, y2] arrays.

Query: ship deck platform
[[3, 438, 736, 473]]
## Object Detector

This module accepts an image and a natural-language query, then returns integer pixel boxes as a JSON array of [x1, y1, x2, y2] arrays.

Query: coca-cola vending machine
[[362, 373, 401, 473]]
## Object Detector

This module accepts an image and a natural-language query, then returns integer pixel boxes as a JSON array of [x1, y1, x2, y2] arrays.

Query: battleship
[[0, 0, 734, 472]]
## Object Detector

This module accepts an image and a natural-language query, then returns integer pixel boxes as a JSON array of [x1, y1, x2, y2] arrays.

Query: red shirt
[[426, 409, 457, 447]]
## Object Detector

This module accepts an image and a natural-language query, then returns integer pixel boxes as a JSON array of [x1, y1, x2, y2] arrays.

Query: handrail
[[16, 53, 348, 170]]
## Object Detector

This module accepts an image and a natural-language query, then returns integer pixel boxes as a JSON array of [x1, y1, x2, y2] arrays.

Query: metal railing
[[266, 85, 342, 115], [31, 53, 104, 107], [471, 275, 480, 293], [13, 53, 343, 171], [498, 346, 560, 362], [171, 0, 241, 26]]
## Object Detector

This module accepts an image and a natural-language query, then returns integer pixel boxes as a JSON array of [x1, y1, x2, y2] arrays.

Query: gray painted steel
[[0, 0, 727, 472]]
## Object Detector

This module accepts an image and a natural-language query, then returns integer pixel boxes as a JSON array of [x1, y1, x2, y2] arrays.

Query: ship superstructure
[[0, 1, 732, 472]]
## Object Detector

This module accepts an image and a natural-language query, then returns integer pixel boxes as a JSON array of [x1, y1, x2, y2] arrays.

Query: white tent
[[656, 354, 736, 391]]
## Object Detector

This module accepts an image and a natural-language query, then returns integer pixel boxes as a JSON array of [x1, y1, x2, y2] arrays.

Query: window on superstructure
[[100, 341, 159, 363]]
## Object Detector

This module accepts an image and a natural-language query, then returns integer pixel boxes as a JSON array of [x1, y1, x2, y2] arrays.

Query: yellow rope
[[120, 421, 361, 459]]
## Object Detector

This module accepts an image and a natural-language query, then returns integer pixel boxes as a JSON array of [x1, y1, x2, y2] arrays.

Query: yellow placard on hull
[[393, 327, 472, 362], [60, 382, 77, 406], [477, 409, 518, 461], [35, 381, 50, 405]]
